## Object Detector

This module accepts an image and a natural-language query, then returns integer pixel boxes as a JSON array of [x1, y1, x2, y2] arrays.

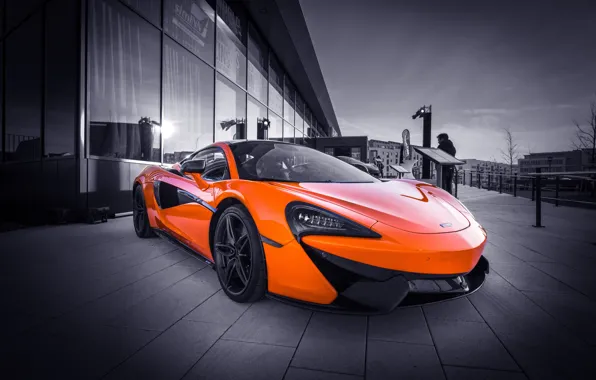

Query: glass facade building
[[0, 0, 339, 222]]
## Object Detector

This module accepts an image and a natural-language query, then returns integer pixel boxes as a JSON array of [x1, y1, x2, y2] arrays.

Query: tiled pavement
[[1, 186, 596, 379]]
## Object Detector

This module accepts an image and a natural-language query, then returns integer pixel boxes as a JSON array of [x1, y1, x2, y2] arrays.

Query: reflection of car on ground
[[336, 155, 382, 178], [133, 140, 489, 313]]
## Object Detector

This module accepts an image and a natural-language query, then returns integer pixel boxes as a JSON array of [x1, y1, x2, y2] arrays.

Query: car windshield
[[230, 141, 379, 183]]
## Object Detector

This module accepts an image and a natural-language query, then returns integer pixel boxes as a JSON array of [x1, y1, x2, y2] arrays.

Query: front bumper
[[269, 243, 489, 314]]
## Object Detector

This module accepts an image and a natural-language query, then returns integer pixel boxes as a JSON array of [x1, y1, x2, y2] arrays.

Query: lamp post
[[411, 105, 432, 179]]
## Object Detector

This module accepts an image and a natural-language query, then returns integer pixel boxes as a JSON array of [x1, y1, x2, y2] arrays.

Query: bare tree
[[571, 100, 596, 169], [500, 127, 519, 175]]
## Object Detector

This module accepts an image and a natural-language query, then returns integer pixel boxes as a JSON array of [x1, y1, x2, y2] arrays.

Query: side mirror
[[181, 159, 206, 174]]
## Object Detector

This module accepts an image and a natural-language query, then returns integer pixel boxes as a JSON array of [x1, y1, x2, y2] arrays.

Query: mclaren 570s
[[133, 140, 489, 314]]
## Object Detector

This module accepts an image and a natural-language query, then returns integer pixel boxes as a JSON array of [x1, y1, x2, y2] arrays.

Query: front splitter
[[267, 255, 490, 315]]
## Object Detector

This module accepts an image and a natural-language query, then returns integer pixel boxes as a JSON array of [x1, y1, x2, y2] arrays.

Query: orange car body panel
[[134, 142, 487, 306]]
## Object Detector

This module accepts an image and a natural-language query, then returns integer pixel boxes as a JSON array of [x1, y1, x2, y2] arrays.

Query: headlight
[[285, 202, 381, 239]]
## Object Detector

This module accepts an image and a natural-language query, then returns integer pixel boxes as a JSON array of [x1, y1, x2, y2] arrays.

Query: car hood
[[272, 180, 470, 234]]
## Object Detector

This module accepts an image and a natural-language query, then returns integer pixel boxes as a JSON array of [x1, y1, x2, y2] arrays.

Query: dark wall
[[0, 0, 80, 224]]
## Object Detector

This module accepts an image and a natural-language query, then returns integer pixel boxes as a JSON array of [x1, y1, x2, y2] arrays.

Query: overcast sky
[[300, 0, 596, 161]]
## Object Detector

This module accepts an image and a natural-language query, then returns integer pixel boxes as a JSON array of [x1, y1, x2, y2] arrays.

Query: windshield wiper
[[254, 177, 297, 182]]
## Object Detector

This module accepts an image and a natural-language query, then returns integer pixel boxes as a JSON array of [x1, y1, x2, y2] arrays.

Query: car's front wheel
[[133, 185, 155, 238], [213, 205, 267, 303]]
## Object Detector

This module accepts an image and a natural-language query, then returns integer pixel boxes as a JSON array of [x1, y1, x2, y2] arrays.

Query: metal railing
[[457, 169, 596, 227]]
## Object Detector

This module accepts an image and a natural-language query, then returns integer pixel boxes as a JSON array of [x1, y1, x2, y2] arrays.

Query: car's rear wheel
[[133, 185, 155, 238], [213, 205, 266, 303]]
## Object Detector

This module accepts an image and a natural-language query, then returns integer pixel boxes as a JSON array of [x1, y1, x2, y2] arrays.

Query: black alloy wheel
[[213, 205, 266, 303], [133, 185, 155, 238]]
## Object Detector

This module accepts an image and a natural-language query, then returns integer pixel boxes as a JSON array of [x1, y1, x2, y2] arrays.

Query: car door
[[155, 147, 230, 259]]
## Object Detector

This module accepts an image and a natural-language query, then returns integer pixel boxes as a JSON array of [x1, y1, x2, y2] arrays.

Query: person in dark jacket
[[437, 133, 456, 193]]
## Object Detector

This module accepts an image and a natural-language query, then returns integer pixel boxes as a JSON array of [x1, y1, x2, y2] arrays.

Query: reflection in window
[[283, 122, 294, 143], [295, 93, 304, 136], [305, 106, 313, 137], [215, 73, 247, 141], [268, 54, 283, 116], [45, 0, 77, 157], [268, 112, 282, 141], [247, 24, 268, 105], [216, 0, 246, 88], [122, 0, 162, 25], [283, 77, 295, 125], [247, 95, 267, 140], [5, 12, 42, 162], [164, 0, 215, 65], [89, 0, 161, 162], [163, 37, 215, 164]]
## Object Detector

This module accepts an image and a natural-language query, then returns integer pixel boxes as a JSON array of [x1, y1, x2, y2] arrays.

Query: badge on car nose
[[440, 222, 452, 228]]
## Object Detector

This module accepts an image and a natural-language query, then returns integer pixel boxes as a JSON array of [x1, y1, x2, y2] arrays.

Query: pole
[[421, 109, 432, 179], [455, 169, 459, 198], [555, 175, 559, 207], [499, 174, 502, 194], [531, 177, 535, 201], [488, 173, 492, 191], [477, 172, 481, 189], [470, 171, 473, 187], [533, 168, 544, 228], [513, 175, 517, 197], [462, 170, 466, 186]]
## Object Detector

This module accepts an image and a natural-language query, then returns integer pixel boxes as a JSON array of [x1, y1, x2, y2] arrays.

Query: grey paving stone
[[222, 299, 311, 347], [468, 272, 549, 319], [0, 323, 158, 379], [444, 366, 528, 380], [481, 312, 596, 380], [423, 297, 484, 322], [104, 320, 227, 380], [366, 340, 445, 380], [486, 235, 555, 263], [529, 261, 596, 298], [175, 256, 208, 270], [285, 367, 363, 380], [185, 289, 251, 327], [427, 318, 519, 371], [62, 264, 203, 325], [522, 290, 596, 345], [368, 307, 433, 345], [183, 339, 294, 380], [107, 269, 221, 331], [291, 313, 366, 375], [490, 261, 575, 293], [480, 241, 524, 264]]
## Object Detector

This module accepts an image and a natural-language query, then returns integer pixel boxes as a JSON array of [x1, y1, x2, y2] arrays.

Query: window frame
[[186, 146, 231, 183]]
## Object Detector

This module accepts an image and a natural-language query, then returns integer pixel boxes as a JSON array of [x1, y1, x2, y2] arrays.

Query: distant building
[[368, 139, 401, 178], [518, 150, 584, 174], [458, 159, 516, 175]]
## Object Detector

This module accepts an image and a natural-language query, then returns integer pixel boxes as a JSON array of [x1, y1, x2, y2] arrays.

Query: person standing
[[437, 133, 456, 193]]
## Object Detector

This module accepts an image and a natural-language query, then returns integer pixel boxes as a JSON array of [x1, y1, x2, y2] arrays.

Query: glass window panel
[[215, 73, 246, 141], [268, 54, 283, 115], [5, 12, 42, 162], [163, 36, 214, 164], [283, 76, 295, 125], [267, 111, 282, 141], [247, 23, 267, 105], [304, 105, 312, 137], [247, 95, 267, 140], [45, 0, 77, 157], [164, 0, 215, 65], [89, 0, 161, 162], [283, 121, 294, 143], [121, 0, 161, 25], [216, 0, 246, 88], [5, 0, 44, 31], [295, 93, 304, 136]]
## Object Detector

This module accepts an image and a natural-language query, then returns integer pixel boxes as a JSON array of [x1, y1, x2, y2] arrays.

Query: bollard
[[477, 173, 481, 189], [533, 168, 544, 227], [555, 175, 560, 207], [499, 174, 502, 193], [470, 171, 473, 187], [462, 170, 466, 186], [513, 175, 517, 197], [531, 177, 535, 201]]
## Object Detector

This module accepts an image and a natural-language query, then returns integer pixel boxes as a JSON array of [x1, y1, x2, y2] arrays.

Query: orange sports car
[[133, 140, 489, 313]]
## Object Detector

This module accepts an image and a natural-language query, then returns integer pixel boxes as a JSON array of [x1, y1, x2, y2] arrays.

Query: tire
[[133, 185, 155, 238], [213, 204, 267, 303]]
